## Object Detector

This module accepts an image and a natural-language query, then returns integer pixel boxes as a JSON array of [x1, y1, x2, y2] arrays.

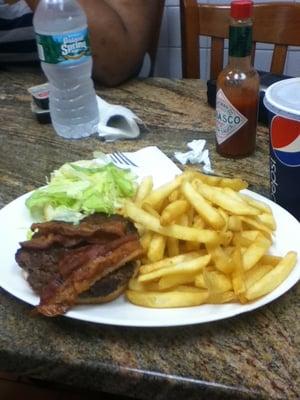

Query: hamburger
[[15, 213, 143, 317]]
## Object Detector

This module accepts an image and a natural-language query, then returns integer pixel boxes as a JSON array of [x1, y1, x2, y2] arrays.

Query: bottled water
[[33, 0, 99, 139]]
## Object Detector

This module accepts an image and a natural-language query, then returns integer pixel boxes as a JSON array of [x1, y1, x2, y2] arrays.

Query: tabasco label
[[216, 89, 247, 144]]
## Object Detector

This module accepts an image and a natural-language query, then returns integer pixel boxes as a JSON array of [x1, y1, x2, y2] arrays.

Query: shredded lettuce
[[25, 154, 137, 224]]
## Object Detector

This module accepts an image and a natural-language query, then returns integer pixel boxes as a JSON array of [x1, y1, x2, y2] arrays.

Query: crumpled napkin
[[174, 139, 213, 173], [97, 96, 142, 142]]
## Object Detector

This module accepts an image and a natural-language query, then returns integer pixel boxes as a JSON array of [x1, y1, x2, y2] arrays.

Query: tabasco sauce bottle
[[215, 0, 259, 158]]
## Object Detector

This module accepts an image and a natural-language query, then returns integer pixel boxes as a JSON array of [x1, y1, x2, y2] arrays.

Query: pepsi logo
[[270, 116, 300, 167]]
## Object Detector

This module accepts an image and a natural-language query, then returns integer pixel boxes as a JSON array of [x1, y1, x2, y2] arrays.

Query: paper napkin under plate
[[110, 146, 182, 188], [113, 144, 214, 184]]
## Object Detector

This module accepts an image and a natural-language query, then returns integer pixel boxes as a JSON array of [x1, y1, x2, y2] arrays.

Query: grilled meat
[[15, 213, 143, 317]]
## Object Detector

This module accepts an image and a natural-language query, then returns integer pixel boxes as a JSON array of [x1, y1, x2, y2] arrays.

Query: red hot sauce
[[215, 0, 259, 158]]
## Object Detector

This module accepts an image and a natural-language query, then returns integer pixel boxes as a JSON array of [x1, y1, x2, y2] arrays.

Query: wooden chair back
[[180, 1, 300, 80]]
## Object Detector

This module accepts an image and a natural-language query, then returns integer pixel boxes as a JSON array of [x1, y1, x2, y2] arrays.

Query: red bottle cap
[[231, 0, 253, 19]]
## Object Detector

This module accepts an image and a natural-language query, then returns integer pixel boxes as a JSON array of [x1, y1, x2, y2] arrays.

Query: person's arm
[[25, 0, 164, 86]]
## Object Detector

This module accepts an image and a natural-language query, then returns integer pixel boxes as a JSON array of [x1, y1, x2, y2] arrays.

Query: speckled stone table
[[0, 67, 299, 400]]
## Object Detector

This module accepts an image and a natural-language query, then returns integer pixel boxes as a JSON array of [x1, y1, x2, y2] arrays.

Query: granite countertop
[[0, 67, 299, 400]]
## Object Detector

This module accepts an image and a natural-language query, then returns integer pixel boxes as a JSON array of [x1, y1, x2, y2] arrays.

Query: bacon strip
[[20, 214, 133, 250], [36, 237, 143, 317], [20, 234, 85, 250], [58, 234, 139, 278], [31, 214, 129, 238], [20, 233, 116, 250]]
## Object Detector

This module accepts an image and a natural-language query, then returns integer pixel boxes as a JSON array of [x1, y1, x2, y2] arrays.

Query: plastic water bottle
[[33, 0, 99, 139]]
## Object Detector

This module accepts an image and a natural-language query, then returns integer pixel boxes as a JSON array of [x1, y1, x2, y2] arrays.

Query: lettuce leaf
[[25, 155, 137, 224]]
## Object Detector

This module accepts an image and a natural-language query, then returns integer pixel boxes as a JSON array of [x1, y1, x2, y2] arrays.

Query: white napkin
[[174, 139, 213, 174], [97, 96, 142, 142], [109, 146, 182, 188]]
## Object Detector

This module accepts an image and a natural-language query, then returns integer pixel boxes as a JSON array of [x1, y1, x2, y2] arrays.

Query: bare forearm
[[25, 0, 163, 86]]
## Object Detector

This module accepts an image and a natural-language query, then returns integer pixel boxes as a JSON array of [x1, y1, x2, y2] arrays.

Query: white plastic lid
[[263, 77, 300, 121]]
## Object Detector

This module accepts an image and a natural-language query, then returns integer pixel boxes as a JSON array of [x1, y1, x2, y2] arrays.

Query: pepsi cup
[[264, 78, 300, 221]]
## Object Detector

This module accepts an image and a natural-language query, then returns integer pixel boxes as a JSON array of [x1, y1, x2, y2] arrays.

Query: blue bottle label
[[36, 27, 91, 64]]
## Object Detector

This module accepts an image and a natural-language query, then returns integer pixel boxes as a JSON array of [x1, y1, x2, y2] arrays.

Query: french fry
[[158, 273, 197, 289], [218, 177, 248, 191], [203, 268, 232, 293], [194, 273, 206, 288], [128, 278, 161, 292], [139, 251, 200, 274], [240, 193, 272, 214], [222, 187, 247, 204], [139, 231, 153, 252], [208, 291, 237, 304], [138, 254, 211, 282], [256, 213, 277, 230], [160, 200, 189, 225], [219, 231, 233, 247], [195, 173, 222, 186], [178, 213, 189, 226], [142, 175, 183, 209], [242, 238, 271, 271], [218, 208, 229, 231], [244, 264, 274, 289], [125, 171, 297, 310], [182, 181, 225, 229], [142, 203, 161, 218], [193, 214, 205, 229], [224, 246, 235, 256], [232, 233, 251, 248], [187, 206, 195, 226], [231, 246, 246, 301], [147, 233, 166, 262], [124, 201, 220, 244], [135, 176, 153, 205], [166, 237, 180, 257], [240, 230, 260, 241], [228, 215, 242, 231], [126, 288, 209, 308], [239, 216, 273, 237], [184, 240, 200, 252], [232, 231, 260, 247], [195, 172, 248, 191], [195, 183, 260, 216], [167, 224, 220, 244], [176, 285, 206, 292], [245, 251, 297, 300], [260, 254, 283, 266], [206, 244, 233, 274], [168, 189, 180, 202]]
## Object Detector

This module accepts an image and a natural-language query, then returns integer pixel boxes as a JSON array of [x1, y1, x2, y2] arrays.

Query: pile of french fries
[[121, 170, 297, 308]]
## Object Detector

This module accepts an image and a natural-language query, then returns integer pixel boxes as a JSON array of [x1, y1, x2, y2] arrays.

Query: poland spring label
[[216, 89, 247, 144], [36, 28, 91, 64]]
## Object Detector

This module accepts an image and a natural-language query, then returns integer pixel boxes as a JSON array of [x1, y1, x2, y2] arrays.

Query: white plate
[[0, 169, 300, 327]]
